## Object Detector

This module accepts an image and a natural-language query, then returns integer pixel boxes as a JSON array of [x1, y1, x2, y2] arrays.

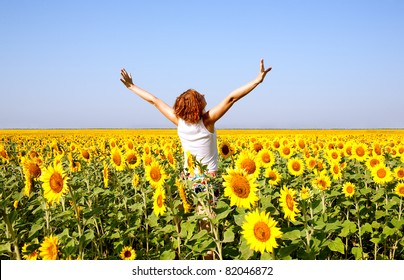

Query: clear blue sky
[[1, 0, 403, 129]]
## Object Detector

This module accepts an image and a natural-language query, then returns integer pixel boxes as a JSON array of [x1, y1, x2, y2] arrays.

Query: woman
[[120, 59, 272, 178]]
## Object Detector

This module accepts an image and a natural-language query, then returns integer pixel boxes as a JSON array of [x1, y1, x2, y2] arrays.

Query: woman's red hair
[[173, 89, 205, 124]]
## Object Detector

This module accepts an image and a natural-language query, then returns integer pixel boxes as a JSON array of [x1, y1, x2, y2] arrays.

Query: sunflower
[[257, 149, 275, 168], [351, 143, 368, 162], [125, 149, 141, 169], [132, 173, 140, 188], [39, 235, 59, 260], [371, 163, 393, 185], [306, 156, 317, 171], [80, 148, 91, 162], [22, 243, 38, 260], [153, 187, 167, 217], [251, 140, 264, 153], [185, 150, 196, 177], [329, 162, 343, 181], [222, 168, 259, 209], [299, 186, 311, 200], [342, 182, 355, 198], [235, 150, 261, 179], [287, 157, 305, 177], [312, 170, 331, 191], [394, 183, 404, 197], [120, 246, 136, 260], [165, 149, 177, 169], [365, 155, 384, 171], [218, 140, 234, 159], [145, 160, 167, 189], [279, 144, 294, 159], [103, 162, 109, 188], [175, 179, 191, 213], [264, 168, 282, 186], [241, 209, 282, 254], [0, 145, 10, 163], [40, 163, 69, 205], [142, 153, 153, 167], [279, 186, 300, 222], [110, 147, 125, 171], [393, 166, 404, 181], [325, 150, 341, 164]]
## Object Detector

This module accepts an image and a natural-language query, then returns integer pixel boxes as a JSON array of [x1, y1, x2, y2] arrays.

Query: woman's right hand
[[256, 59, 272, 84], [120, 68, 134, 88]]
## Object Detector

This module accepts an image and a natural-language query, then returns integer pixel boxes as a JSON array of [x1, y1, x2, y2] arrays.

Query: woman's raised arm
[[205, 59, 272, 127], [120, 68, 178, 126]]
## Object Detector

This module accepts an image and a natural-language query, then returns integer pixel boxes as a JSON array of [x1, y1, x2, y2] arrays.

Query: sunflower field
[[1, 129, 404, 260]]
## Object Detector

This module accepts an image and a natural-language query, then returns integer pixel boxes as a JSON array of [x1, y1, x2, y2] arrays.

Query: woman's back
[[177, 118, 218, 173]]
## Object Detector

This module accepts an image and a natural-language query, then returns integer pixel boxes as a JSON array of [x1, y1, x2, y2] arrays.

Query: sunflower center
[[356, 147, 365, 157], [124, 250, 132, 258], [347, 185, 354, 194], [253, 221, 271, 242], [399, 187, 404, 195], [273, 141, 280, 149], [262, 153, 271, 163], [318, 179, 327, 188], [377, 168, 386, 179], [333, 165, 339, 174], [113, 152, 121, 166], [128, 142, 134, 149], [254, 143, 263, 152], [283, 147, 290, 155], [268, 171, 277, 181], [241, 159, 256, 175], [397, 169, 404, 178], [82, 150, 90, 160], [0, 150, 7, 158], [370, 159, 380, 167], [231, 175, 250, 198], [127, 154, 138, 165], [150, 167, 161, 182], [332, 152, 338, 159], [286, 194, 294, 211], [168, 153, 174, 164], [221, 145, 230, 155], [49, 172, 63, 193], [29, 163, 41, 178], [157, 194, 163, 207], [298, 140, 305, 149], [292, 162, 301, 172]]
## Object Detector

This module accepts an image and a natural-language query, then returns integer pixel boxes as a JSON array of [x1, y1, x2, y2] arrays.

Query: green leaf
[[160, 250, 176, 260], [391, 218, 404, 230], [281, 230, 302, 241], [375, 210, 386, 220], [222, 226, 235, 243], [382, 226, 396, 237], [361, 223, 373, 234], [328, 237, 344, 255], [234, 213, 246, 227], [28, 224, 43, 239], [371, 188, 385, 202], [339, 220, 357, 238], [370, 237, 381, 244], [239, 238, 254, 260], [351, 247, 363, 260]]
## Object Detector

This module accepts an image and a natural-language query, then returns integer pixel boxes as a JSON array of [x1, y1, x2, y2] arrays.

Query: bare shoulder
[[202, 111, 215, 133]]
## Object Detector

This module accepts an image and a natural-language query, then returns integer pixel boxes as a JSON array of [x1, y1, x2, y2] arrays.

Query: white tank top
[[177, 118, 218, 173]]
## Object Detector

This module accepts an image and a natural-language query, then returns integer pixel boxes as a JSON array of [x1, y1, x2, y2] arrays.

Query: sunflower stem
[[391, 197, 402, 259], [302, 200, 311, 255], [68, 185, 83, 258], [2, 208, 21, 260], [354, 196, 364, 259]]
